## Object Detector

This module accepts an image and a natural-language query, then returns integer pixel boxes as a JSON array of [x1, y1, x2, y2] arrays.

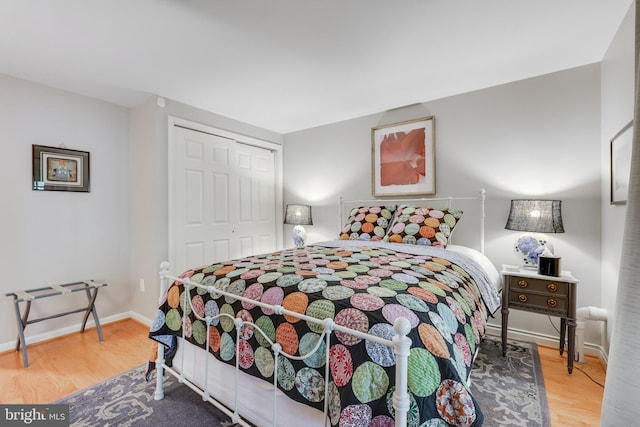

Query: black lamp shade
[[505, 200, 564, 233], [284, 204, 313, 226]]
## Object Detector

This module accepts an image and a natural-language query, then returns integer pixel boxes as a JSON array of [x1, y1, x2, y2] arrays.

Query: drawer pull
[[517, 280, 528, 288], [547, 283, 558, 292], [547, 299, 557, 308], [518, 294, 528, 303]]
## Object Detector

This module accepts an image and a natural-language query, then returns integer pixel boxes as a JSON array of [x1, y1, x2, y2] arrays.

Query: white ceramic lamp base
[[291, 225, 307, 248], [514, 234, 553, 267]]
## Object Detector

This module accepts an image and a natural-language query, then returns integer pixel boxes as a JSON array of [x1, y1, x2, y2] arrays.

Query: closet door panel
[[171, 125, 277, 274], [173, 127, 237, 273]]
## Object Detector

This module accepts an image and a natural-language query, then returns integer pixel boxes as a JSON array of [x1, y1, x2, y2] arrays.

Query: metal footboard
[[154, 261, 411, 427]]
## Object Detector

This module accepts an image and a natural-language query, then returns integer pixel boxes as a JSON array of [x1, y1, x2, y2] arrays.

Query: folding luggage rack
[[5, 280, 108, 367]]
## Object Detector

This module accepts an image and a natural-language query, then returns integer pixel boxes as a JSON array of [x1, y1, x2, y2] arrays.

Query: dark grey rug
[[472, 337, 551, 427], [55, 336, 549, 426]]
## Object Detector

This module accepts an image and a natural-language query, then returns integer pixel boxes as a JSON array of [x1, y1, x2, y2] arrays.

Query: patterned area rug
[[55, 336, 549, 426], [472, 337, 551, 427]]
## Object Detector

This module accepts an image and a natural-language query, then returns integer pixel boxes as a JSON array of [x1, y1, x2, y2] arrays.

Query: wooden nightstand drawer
[[509, 290, 567, 313], [508, 276, 568, 296]]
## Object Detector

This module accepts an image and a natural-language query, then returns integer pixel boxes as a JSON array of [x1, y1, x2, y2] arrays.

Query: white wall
[[600, 3, 635, 353], [0, 74, 130, 348], [128, 97, 283, 323], [284, 64, 604, 350]]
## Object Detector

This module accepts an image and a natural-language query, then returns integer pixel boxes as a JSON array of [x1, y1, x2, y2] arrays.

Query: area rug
[[55, 336, 550, 426], [472, 337, 551, 427]]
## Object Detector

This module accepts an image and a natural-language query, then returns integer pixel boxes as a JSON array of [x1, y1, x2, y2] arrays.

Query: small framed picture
[[32, 145, 90, 192], [610, 120, 632, 205], [371, 116, 435, 197]]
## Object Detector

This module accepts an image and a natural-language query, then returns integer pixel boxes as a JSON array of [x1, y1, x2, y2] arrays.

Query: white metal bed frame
[[154, 189, 487, 427]]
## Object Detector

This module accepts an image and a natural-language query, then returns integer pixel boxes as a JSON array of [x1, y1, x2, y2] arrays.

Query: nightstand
[[501, 265, 579, 374]]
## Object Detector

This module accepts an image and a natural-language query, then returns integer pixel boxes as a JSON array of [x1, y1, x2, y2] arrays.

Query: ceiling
[[0, 0, 633, 134]]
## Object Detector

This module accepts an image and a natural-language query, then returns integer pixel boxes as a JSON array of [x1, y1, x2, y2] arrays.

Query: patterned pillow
[[383, 205, 463, 247], [339, 206, 397, 241]]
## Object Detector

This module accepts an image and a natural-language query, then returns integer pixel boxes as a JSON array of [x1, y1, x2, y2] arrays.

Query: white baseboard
[[128, 311, 153, 327], [0, 311, 152, 353], [485, 323, 608, 368]]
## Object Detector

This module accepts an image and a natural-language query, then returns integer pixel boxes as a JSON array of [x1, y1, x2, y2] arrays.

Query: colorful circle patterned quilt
[[150, 241, 494, 427]]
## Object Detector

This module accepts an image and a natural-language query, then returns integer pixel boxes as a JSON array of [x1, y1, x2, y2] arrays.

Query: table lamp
[[505, 199, 564, 267], [284, 204, 313, 248]]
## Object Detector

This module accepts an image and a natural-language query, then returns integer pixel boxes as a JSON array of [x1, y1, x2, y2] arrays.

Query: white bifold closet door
[[171, 125, 277, 274]]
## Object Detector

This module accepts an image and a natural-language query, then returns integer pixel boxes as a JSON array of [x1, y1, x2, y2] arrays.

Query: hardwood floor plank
[[0, 319, 607, 426]]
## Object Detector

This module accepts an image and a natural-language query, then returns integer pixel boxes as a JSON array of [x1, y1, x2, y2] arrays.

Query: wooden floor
[[0, 319, 151, 404], [0, 319, 606, 426], [537, 345, 606, 426]]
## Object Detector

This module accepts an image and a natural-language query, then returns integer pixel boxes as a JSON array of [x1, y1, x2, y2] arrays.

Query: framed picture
[[371, 116, 435, 197], [610, 120, 633, 205], [32, 145, 90, 192]]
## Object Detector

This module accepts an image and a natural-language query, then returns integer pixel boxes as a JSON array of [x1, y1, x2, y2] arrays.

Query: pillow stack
[[339, 204, 463, 248]]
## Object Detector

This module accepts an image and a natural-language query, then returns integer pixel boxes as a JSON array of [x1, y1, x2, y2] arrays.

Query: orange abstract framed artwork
[[32, 144, 90, 192], [371, 116, 435, 197]]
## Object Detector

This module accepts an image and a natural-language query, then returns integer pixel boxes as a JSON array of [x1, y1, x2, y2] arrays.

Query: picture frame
[[371, 116, 435, 197], [610, 120, 633, 205], [32, 145, 90, 192]]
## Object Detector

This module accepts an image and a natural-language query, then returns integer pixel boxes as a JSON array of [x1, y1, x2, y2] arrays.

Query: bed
[[149, 191, 501, 427]]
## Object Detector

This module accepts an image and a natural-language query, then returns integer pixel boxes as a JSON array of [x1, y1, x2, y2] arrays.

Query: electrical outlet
[[139, 278, 145, 292]]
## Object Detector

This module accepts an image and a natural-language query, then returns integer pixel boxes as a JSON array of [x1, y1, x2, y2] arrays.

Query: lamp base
[[513, 234, 553, 267], [291, 225, 307, 248]]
